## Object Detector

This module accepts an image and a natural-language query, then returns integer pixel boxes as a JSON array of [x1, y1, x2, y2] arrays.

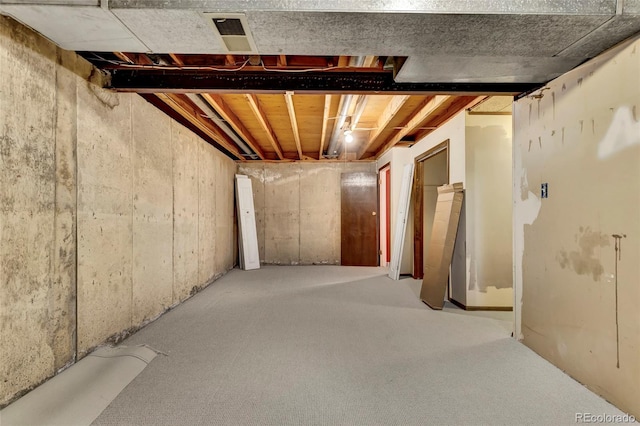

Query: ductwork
[[324, 55, 365, 157], [349, 95, 368, 132], [185, 93, 258, 159]]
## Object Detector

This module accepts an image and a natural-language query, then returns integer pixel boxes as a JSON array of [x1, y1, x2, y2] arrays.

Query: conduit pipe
[[185, 93, 258, 159], [325, 55, 365, 157]]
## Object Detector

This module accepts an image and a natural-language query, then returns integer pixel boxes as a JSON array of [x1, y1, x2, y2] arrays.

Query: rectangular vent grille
[[203, 13, 257, 54], [213, 18, 245, 36]]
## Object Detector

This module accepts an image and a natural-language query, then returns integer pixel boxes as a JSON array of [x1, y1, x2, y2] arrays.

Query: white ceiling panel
[[1, 5, 147, 51], [112, 9, 227, 54]]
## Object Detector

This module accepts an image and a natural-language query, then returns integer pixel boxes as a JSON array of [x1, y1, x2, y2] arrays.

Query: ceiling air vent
[[203, 13, 258, 54]]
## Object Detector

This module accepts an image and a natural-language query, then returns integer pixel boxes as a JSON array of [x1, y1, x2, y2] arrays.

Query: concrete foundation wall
[[0, 18, 71, 407], [238, 162, 376, 265], [514, 37, 640, 417], [0, 17, 236, 406]]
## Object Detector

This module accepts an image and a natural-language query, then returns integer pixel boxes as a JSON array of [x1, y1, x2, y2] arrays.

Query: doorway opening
[[378, 163, 391, 267], [413, 140, 449, 280]]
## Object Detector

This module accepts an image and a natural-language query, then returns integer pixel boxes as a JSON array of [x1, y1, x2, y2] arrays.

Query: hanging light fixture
[[344, 130, 354, 144]]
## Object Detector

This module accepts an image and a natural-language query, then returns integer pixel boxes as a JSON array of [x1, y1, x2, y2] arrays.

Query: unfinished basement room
[[0, 1, 639, 425]]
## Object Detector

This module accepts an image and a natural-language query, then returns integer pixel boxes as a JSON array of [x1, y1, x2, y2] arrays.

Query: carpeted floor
[[93, 266, 626, 425]]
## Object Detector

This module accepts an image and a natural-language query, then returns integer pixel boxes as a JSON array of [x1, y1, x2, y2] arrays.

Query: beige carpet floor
[[90, 265, 627, 425]]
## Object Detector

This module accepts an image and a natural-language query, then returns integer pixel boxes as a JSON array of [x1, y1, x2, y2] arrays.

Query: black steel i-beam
[[108, 69, 541, 95]]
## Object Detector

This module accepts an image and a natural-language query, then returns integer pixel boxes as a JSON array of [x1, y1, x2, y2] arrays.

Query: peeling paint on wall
[[597, 105, 640, 159], [514, 35, 640, 418], [465, 119, 513, 303]]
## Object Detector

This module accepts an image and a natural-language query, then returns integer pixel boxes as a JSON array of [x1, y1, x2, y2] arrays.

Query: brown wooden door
[[341, 172, 378, 266], [385, 167, 391, 263]]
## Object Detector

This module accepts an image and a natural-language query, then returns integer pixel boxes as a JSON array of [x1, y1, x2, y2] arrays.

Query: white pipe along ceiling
[[325, 55, 365, 157]]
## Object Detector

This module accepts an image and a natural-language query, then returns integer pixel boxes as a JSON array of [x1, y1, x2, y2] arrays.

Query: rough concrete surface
[[132, 96, 173, 325], [0, 17, 237, 407], [77, 82, 134, 355], [171, 123, 199, 303], [198, 143, 217, 285], [52, 48, 78, 372], [299, 163, 341, 264], [215, 152, 233, 275], [264, 164, 301, 264], [238, 162, 376, 265], [0, 17, 65, 405]]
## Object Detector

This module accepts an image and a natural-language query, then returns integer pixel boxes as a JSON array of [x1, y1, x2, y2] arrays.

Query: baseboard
[[448, 298, 466, 310], [447, 298, 513, 311]]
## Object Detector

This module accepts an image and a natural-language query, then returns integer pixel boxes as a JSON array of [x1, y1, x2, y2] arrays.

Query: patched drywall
[[514, 36, 640, 417], [378, 112, 467, 287], [0, 17, 236, 406], [238, 162, 376, 265], [378, 111, 513, 308], [465, 113, 513, 307]]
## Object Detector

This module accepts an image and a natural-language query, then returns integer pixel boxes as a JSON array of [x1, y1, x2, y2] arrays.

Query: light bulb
[[344, 130, 354, 144]]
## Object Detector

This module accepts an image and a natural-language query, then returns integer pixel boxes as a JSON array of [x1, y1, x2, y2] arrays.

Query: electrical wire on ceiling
[[88, 54, 253, 71], [87, 53, 371, 73], [259, 58, 352, 73]]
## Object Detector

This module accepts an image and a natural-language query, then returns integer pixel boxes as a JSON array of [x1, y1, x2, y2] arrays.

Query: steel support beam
[[106, 1, 617, 15], [108, 70, 539, 95]]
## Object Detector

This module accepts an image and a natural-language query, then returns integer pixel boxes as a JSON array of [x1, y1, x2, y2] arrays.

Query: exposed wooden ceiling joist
[[202, 94, 266, 160], [362, 56, 378, 68], [356, 95, 410, 159], [114, 52, 154, 65], [376, 95, 451, 159], [284, 91, 304, 160], [412, 96, 485, 142], [85, 53, 518, 163], [169, 53, 184, 66], [155, 93, 245, 161], [318, 94, 332, 160], [245, 94, 285, 160]]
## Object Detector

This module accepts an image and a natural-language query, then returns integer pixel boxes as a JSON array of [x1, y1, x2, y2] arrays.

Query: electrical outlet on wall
[[541, 183, 549, 199]]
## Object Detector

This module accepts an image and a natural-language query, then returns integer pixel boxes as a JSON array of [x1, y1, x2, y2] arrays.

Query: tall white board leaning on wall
[[235, 175, 260, 270], [389, 163, 414, 280]]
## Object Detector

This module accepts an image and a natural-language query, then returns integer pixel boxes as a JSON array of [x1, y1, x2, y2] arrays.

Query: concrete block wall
[[238, 162, 376, 265], [0, 17, 236, 406]]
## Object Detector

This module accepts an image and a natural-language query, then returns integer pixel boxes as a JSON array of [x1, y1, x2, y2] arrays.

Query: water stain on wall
[[557, 226, 610, 281]]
